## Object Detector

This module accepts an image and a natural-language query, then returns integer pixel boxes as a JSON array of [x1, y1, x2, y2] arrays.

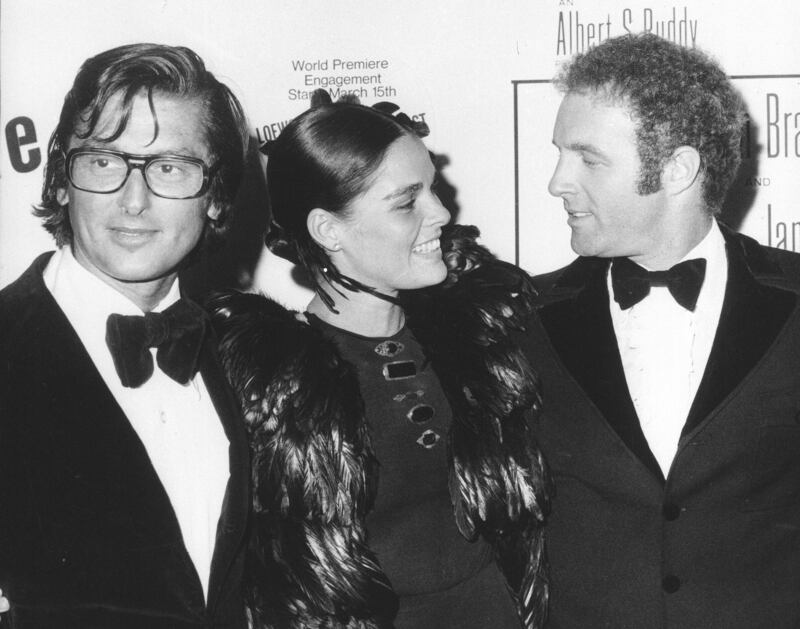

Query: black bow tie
[[611, 257, 707, 311], [105, 298, 208, 388]]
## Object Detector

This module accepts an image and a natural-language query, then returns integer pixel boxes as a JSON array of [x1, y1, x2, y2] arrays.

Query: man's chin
[[569, 235, 595, 258], [96, 261, 180, 288]]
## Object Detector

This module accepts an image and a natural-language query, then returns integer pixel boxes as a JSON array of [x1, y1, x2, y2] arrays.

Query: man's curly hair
[[555, 33, 745, 214], [35, 43, 249, 246]]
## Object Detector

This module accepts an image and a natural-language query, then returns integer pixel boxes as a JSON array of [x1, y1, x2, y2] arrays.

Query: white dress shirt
[[43, 246, 230, 599], [608, 222, 728, 476]]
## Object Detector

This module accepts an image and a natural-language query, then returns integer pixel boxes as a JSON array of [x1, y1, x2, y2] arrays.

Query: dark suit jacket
[[522, 228, 800, 629], [0, 253, 250, 629]]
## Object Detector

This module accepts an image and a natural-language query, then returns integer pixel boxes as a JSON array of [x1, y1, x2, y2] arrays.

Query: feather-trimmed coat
[[209, 225, 551, 629]]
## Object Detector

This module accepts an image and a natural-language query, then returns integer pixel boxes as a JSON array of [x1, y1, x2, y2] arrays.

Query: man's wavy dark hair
[[555, 33, 745, 214], [35, 42, 249, 246]]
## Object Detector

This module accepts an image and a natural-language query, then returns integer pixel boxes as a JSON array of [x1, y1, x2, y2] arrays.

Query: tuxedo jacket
[[523, 228, 800, 629], [0, 253, 250, 629]]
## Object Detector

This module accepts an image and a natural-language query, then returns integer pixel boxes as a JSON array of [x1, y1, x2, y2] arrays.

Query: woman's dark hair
[[35, 42, 249, 246], [265, 91, 427, 310]]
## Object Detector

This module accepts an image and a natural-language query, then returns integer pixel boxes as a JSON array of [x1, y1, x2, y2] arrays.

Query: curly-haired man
[[524, 33, 800, 628]]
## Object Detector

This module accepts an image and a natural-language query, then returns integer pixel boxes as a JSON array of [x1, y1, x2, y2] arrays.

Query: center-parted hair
[[555, 33, 745, 214], [37, 42, 249, 246], [265, 92, 421, 308]]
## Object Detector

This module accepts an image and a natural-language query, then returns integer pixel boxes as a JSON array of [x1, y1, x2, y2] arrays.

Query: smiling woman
[[308, 133, 450, 308], [208, 90, 551, 628]]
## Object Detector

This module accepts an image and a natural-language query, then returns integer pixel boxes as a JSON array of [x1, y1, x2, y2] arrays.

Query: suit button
[[662, 575, 681, 593], [663, 503, 681, 521]]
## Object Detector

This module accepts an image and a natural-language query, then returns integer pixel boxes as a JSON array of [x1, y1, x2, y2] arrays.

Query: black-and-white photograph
[[1, 1, 799, 627]]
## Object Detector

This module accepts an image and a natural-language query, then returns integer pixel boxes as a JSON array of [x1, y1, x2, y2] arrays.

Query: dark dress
[[307, 314, 521, 629]]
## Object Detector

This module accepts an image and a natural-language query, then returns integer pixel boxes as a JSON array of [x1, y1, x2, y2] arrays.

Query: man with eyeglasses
[[0, 44, 250, 628]]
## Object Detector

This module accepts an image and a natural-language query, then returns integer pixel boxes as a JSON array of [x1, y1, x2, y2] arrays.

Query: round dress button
[[663, 503, 681, 521], [662, 575, 681, 593]]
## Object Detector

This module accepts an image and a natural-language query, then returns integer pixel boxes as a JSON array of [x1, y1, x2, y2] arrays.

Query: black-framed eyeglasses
[[65, 148, 213, 200]]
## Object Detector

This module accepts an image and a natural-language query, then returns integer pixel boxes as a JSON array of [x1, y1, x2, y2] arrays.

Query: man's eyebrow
[[77, 141, 204, 158], [566, 141, 606, 157], [382, 182, 423, 200], [552, 139, 609, 160]]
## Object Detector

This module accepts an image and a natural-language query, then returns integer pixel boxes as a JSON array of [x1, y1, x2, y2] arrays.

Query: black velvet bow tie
[[611, 257, 707, 311], [105, 298, 208, 388]]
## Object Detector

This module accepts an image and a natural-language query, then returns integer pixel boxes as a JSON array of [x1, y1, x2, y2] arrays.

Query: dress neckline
[[304, 311, 407, 342]]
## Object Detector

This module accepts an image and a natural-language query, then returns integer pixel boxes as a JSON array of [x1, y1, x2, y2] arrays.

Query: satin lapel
[[539, 259, 664, 481], [201, 331, 249, 613], [683, 235, 798, 436]]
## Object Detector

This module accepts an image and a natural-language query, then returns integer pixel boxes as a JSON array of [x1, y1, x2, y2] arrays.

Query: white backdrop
[[2, 0, 799, 309]]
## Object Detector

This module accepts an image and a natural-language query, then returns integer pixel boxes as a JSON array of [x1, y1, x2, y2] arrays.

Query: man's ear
[[662, 146, 701, 196], [307, 208, 342, 252], [56, 188, 69, 206]]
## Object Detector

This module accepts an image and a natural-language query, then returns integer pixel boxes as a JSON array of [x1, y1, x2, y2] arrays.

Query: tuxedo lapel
[[201, 333, 249, 613], [538, 258, 664, 481], [683, 231, 798, 436]]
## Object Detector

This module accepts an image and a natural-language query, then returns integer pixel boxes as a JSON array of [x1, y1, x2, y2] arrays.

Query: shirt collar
[[43, 246, 182, 364], [44, 245, 181, 318], [680, 220, 725, 269], [553, 222, 727, 295], [682, 221, 728, 307]]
